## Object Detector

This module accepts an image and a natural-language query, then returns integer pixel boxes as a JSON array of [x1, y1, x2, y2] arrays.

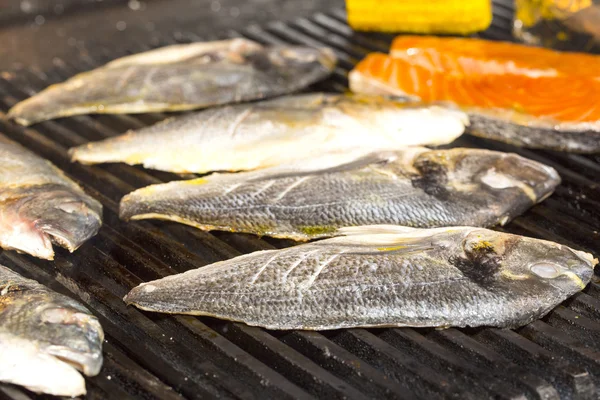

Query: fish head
[[459, 228, 596, 294], [2, 291, 104, 377], [266, 46, 337, 79], [416, 148, 561, 205], [0, 184, 102, 259]]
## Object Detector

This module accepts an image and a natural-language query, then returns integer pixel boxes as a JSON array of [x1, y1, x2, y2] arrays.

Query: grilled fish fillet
[[0, 135, 102, 259], [69, 93, 468, 174], [350, 41, 600, 153], [7, 38, 337, 126], [119, 147, 560, 240], [0, 265, 104, 396], [390, 35, 600, 78], [124, 225, 597, 330]]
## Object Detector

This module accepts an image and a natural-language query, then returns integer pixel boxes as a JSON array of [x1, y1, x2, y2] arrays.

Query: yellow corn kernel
[[346, 0, 493, 35]]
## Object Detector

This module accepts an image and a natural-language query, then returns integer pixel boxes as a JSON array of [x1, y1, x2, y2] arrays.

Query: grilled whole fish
[[7, 39, 336, 126], [124, 225, 597, 330], [119, 147, 560, 240], [0, 265, 104, 396], [69, 93, 468, 174], [350, 42, 600, 153], [0, 135, 102, 259]]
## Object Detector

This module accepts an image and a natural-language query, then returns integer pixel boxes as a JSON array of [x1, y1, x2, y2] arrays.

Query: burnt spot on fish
[[246, 52, 279, 72], [450, 246, 502, 286], [451, 234, 522, 286], [411, 156, 450, 200]]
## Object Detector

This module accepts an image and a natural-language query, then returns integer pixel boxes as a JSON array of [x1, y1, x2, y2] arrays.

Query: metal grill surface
[[0, 2, 599, 399]]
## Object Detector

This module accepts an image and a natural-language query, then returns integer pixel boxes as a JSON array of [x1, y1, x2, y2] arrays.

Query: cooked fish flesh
[[119, 147, 560, 240], [7, 38, 336, 126], [0, 135, 102, 259], [69, 93, 468, 174], [124, 225, 597, 330], [350, 38, 600, 153], [0, 265, 104, 396]]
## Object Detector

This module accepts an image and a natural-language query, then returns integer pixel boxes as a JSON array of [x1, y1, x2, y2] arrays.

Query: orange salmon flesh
[[351, 49, 600, 124]]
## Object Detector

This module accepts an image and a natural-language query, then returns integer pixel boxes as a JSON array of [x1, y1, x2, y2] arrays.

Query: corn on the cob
[[346, 0, 493, 35]]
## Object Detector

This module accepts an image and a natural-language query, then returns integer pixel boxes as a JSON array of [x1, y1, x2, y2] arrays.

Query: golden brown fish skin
[[7, 38, 337, 126], [0, 135, 102, 259], [0, 265, 103, 396], [124, 225, 596, 330], [118, 147, 560, 240]]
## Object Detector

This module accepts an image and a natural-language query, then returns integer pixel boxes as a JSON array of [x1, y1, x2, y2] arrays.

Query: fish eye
[[480, 169, 516, 189], [40, 307, 71, 324], [530, 262, 562, 279]]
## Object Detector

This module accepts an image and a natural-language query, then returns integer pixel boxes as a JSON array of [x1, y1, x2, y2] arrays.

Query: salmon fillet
[[350, 49, 600, 153], [390, 36, 600, 78]]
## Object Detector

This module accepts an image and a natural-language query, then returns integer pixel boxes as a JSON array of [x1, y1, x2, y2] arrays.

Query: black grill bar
[[0, 3, 599, 399]]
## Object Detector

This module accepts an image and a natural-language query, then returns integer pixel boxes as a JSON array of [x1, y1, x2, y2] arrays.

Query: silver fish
[[124, 225, 597, 330], [0, 135, 102, 259], [119, 147, 560, 240], [0, 265, 104, 396], [69, 93, 468, 174], [8, 38, 336, 126]]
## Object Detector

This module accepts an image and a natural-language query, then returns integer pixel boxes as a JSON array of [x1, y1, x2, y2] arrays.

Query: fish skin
[[7, 38, 337, 126], [69, 93, 468, 174], [349, 52, 600, 153], [467, 113, 600, 153], [0, 135, 102, 259], [0, 265, 104, 396], [119, 147, 560, 240], [123, 225, 596, 330]]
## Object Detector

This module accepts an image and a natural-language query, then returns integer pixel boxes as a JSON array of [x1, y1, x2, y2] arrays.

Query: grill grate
[[1, 2, 600, 399]]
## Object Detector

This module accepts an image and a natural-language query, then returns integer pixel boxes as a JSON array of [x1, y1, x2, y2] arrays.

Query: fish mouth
[[45, 345, 104, 377], [37, 204, 103, 253], [565, 249, 596, 288], [0, 185, 103, 259], [42, 311, 104, 376], [0, 332, 89, 397]]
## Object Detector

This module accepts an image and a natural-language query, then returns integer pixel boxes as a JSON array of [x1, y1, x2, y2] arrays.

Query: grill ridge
[[0, 3, 599, 399]]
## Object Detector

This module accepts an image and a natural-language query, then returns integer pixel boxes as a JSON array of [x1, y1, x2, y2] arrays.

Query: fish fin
[[105, 38, 261, 68], [346, 244, 436, 256], [337, 225, 420, 236], [333, 225, 468, 251], [244, 150, 399, 182]]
